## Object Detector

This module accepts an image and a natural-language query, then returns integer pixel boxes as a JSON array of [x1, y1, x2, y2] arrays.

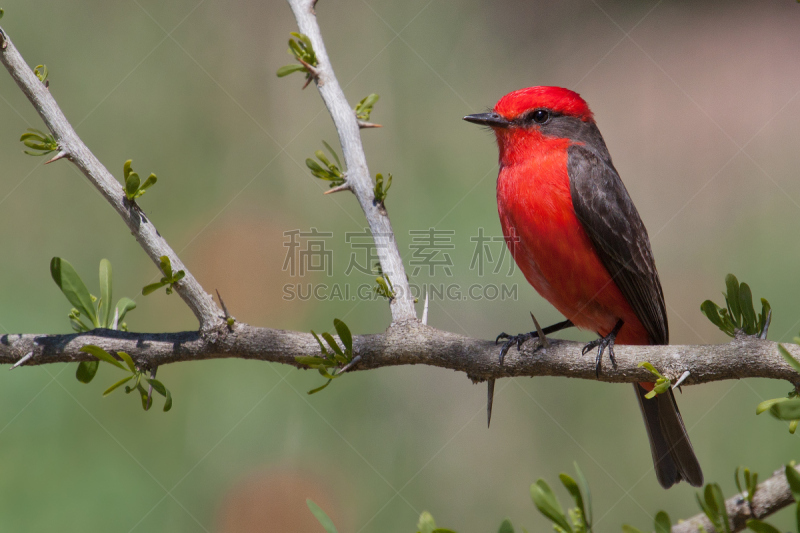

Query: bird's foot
[[495, 331, 536, 364], [582, 319, 624, 377]]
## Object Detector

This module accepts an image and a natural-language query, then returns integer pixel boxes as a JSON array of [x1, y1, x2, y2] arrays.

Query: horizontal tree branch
[[0, 26, 223, 332], [673, 464, 800, 533], [2, 322, 798, 387]]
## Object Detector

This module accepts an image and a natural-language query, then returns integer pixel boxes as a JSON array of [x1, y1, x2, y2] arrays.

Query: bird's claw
[[583, 319, 623, 377], [497, 332, 534, 364]]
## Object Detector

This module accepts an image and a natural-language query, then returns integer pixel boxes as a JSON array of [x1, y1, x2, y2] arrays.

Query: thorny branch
[[0, 26, 223, 332], [1, 9, 800, 533]]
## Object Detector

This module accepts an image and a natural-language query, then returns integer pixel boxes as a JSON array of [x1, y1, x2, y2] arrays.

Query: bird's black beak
[[463, 112, 510, 128]]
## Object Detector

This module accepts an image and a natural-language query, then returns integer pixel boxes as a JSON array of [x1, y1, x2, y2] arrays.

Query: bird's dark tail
[[634, 383, 703, 488]]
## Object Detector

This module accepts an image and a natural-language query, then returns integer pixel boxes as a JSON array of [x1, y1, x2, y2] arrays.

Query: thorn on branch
[[323, 181, 350, 195], [673, 370, 691, 390], [422, 288, 429, 325], [339, 355, 361, 374], [530, 312, 549, 349], [216, 289, 236, 329], [45, 150, 68, 164], [357, 120, 382, 129], [10, 351, 33, 370]]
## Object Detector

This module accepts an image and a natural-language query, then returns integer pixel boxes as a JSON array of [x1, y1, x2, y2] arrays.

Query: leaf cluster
[[19, 128, 57, 156], [78, 345, 172, 412], [531, 463, 593, 533], [276, 32, 318, 88], [735, 466, 759, 513], [295, 319, 354, 394], [756, 341, 800, 433], [695, 483, 731, 533], [373, 172, 392, 205], [744, 464, 800, 533], [122, 159, 157, 201], [701, 274, 770, 338], [51, 257, 137, 382], [142, 255, 185, 296], [354, 93, 379, 121], [637, 362, 671, 398], [372, 262, 395, 300], [306, 141, 345, 188]]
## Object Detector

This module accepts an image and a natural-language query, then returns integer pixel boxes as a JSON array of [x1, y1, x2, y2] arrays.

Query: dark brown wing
[[567, 144, 668, 345]]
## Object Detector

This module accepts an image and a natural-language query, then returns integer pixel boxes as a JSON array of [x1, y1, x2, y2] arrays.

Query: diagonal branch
[[0, 26, 223, 332], [672, 464, 800, 533], [286, 0, 417, 324]]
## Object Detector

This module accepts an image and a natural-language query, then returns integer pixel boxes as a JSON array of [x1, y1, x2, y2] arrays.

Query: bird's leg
[[488, 318, 574, 427], [582, 319, 624, 377], [495, 318, 574, 363]]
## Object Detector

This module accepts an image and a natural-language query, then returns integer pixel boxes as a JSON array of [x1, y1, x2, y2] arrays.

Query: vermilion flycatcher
[[464, 86, 703, 489]]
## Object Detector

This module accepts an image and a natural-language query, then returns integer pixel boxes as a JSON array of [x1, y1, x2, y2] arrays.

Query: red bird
[[464, 86, 703, 489]]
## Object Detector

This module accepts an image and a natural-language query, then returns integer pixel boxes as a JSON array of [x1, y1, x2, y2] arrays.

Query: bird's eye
[[532, 110, 549, 124]]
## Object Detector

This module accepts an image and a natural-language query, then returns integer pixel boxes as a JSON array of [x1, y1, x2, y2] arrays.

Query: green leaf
[[701, 300, 730, 334], [756, 397, 788, 415], [276, 64, 306, 77], [725, 273, 742, 328], [531, 480, 572, 533], [321, 140, 341, 168], [417, 511, 437, 533], [779, 345, 800, 373], [745, 519, 782, 533], [702, 483, 730, 533], [559, 474, 586, 530], [142, 281, 167, 295], [79, 345, 126, 370], [51, 257, 99, 327], [497, 519, 514, 533], [306, 499, 338, 533], [115, 297, 136, 325], [125, 171, 140, 198], [321, 332, 344, 357], [98, 259, 112, 328], [163, 387, 173, 411], [103, 375, 133, 396], [311, 330, 328, 355], [573, 462, 592, 527], [117, 351, 137, 373], [654, 511, 671, 533], [333, 319, 353, 352], [308, 380, 332, 394], [145, 378, 167, 397], [769, 399, 800, 420], [76, 360, 99, 383], [124, 159, 133, 180], [137, 383, 151, 410], [785, 465, 800, 501], [140, 173, 157, 192], [159, 256, 173, 277], [739, 282, 756, 334]]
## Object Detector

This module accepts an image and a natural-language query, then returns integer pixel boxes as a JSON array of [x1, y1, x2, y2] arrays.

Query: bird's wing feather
[[567, 144, 668, 345]]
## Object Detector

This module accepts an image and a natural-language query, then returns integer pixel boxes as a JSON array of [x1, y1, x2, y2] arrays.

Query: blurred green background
[[1, 0, 800, 531]]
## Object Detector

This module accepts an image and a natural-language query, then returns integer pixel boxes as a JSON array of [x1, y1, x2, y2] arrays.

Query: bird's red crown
[[494, 86, 594, 122]]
